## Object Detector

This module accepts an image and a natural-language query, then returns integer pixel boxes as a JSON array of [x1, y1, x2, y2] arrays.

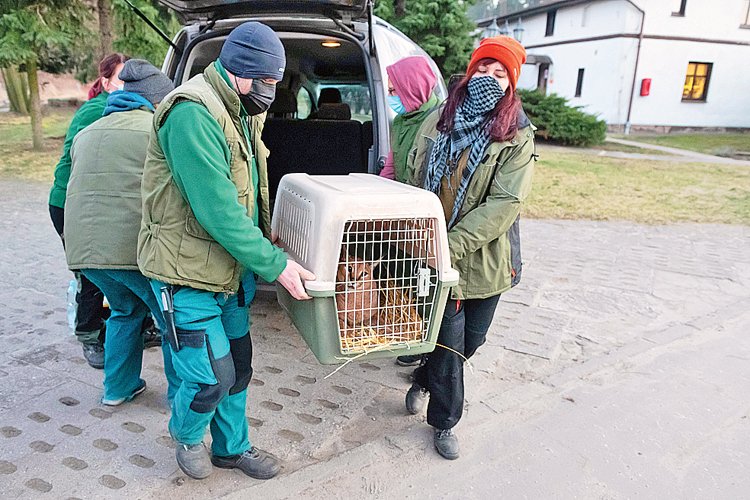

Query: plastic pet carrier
[[272, 173, 459, 364]]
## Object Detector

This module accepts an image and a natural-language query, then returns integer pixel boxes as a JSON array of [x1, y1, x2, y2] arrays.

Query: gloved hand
[[277, 259, 315, 300]]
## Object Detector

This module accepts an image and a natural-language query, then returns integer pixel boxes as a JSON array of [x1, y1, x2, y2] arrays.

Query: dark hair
[[88, 53, 130, 100], [437, 58, 522, 143]]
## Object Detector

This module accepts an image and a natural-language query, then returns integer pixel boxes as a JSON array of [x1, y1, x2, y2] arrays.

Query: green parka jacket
[[406, 108, 536, 300]]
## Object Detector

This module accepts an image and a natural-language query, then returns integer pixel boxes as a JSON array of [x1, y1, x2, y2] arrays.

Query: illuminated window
[[682, 62, 712, 102]]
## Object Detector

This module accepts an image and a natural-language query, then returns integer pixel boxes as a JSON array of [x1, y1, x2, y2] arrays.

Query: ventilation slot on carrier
[[275, 187, 313, 263]]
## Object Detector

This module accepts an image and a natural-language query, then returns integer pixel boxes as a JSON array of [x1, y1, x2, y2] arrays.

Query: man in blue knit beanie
[[137, 21, 314, 481]]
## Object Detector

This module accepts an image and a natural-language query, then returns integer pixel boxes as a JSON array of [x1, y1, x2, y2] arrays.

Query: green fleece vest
[[137, 65, 272, 293], [65, 108, 153, 271]]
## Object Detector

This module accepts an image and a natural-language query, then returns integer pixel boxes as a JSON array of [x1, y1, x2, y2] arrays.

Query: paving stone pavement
[[0, 179, 748, 498]]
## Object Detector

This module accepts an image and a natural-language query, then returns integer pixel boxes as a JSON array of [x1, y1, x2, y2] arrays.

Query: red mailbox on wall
[[640, 78, 652, 96]]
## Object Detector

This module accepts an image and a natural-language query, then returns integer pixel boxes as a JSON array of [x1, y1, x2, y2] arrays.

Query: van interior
[[178, 30, 374, 201]]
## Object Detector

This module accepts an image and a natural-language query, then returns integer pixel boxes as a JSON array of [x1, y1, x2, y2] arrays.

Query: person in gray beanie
[[64, 59, 179, 411], [137, 21, 313, 481], [120, 59, 174, 103], [102, 59, 174, 114]]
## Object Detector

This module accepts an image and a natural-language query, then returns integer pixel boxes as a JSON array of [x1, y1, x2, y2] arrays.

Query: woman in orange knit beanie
[[403, 36, 536, 461]]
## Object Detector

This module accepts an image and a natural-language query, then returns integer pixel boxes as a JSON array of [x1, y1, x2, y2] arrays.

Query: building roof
[[475, 0, 595, 27]]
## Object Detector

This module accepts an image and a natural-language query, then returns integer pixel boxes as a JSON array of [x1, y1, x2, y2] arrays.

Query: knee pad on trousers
[[228, 333, 253, 395], [189, 346, 236, 414]]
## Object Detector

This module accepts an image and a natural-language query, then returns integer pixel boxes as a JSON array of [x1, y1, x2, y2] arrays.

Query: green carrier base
[[276, 280, 454, 365]]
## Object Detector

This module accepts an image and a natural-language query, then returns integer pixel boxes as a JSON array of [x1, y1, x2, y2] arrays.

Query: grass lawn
[[527, 149, 750, 225], [612, 133, 750, 156], [1, 109, 748, 225], [0, 108, 74, 182]]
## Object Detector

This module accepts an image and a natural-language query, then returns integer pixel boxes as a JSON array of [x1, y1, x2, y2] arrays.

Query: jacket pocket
[[229, 140, 252, 211], [137, 222, 159, 273], [464, 237, 505, 296], [170, 328, 217, 385], [176, 214, 237, 286], [228, 140, 250, 196], [508, 215, 522, 287]]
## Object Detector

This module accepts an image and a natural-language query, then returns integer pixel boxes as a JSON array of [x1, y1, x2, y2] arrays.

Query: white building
[[477, 0, 750, 131]]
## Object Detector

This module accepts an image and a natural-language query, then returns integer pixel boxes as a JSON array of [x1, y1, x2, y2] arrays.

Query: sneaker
[[142, 326, 162, 349], [101, 380, 147, 406], [176, 442, 213, 480], [434, 428, 460, 460], [396, 354, 423, 366], [405, 383, 428, 415], [82, 342, 105, 369], [211, 447, 281, 480]]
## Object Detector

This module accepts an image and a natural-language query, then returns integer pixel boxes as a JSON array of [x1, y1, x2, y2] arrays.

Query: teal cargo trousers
[[150, 274, 256, 458], [83, 269, 180, 402]]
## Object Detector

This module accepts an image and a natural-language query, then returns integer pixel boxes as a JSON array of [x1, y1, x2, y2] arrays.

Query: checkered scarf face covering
[[424, 76, 505, 227]]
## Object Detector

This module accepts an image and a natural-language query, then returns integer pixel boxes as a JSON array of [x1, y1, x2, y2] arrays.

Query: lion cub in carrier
[[335, 247, 424, 350], [335, 253, 381, 330]]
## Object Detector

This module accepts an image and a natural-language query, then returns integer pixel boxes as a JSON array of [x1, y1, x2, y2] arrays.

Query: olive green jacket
[[138, 64, 284, 293], [406, 109, 536, 299]]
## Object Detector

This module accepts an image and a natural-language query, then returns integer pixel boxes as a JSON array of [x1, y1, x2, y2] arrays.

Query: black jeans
[[413, 295, 501, 430], [50, 205, 107, 344]]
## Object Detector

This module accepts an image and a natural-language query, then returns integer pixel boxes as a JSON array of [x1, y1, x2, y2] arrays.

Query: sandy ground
[[0, 179, 748, 499], [0, 72, 88, 111]]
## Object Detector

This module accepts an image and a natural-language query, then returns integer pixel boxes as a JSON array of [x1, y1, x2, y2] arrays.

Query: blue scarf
[[423, 76, 505, 227], [103, 90, 155, 116]]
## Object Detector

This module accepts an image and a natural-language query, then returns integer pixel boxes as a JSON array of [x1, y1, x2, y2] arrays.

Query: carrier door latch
[[417, 268, 431, 297]]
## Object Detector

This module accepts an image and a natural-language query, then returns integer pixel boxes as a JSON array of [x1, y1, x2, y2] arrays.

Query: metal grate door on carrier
[[336, 218, 440, 354]]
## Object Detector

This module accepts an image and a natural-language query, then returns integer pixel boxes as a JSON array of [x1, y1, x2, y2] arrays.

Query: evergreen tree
[[375, 0, 478, 77], [0, 0, 91, 150], [112, 0, 179, 65], [74, 0, 178, 84]]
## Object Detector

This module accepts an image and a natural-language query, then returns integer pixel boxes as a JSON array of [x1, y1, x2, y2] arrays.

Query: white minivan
[[151, 0, 447, 199]]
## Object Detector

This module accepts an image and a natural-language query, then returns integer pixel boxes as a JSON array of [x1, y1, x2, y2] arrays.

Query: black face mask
[[238, 79, 276, 116]]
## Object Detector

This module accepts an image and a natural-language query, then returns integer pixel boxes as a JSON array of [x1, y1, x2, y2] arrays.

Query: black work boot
[[396, 354, 423, 366], [405, 383, 429, 415], [141, 315, 162, 349], [434, 428, 460, 460], [81, 342, 104, 369], [211, 447, 281, 480], [142, 327, 162, 349]]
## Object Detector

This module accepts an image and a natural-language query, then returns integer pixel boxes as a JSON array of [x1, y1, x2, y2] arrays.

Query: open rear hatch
[[157, 0, 368, 22]]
